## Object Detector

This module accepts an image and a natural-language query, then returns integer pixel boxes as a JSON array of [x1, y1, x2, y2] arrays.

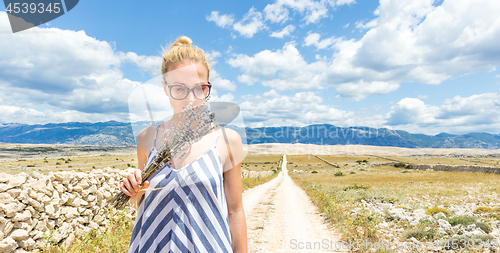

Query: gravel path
[[243, 155, 350, 252]]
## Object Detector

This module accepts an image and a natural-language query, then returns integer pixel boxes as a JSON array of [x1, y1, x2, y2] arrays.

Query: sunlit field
[[290, 155, 500, 252], [0, 144, 280, 252]]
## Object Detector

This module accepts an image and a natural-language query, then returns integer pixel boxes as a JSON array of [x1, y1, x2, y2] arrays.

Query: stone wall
[[0, 168, 135, 252], [371, 162, 500, 174], [241, 169, 275, 178], [410, 164, 500, 174]]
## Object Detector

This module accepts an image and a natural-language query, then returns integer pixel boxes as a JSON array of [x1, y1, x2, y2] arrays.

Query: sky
[[1, 0, 500, 135]]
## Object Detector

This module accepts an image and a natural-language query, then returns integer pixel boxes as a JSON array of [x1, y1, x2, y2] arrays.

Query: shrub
[[334, 172, 345, 177], [311, 170, 318, 174], [394, 162, 406, 168], [426, 206, 450, 216], [444, 216, 492, 233], [55, 162, 61, 165], [446, 216, 476, 226], [473, 207, 493, 214], [404, 227, 436, 241], [419, 219, 435, 226], [491, 213, 500, 221], [344, 184, 370, 191]]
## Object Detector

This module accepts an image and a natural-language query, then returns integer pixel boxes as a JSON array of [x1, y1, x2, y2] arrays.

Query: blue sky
[[1, 0, 500, 135]]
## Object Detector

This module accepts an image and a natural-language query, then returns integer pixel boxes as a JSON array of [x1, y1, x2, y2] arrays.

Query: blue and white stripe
[[129, 132, 232, 253]]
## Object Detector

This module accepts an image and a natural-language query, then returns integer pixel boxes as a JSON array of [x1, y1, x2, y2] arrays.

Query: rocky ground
[[353, 200, 500, 252]]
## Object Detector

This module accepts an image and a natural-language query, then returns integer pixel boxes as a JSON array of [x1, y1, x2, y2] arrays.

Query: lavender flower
[[109, 102, 219, 209]]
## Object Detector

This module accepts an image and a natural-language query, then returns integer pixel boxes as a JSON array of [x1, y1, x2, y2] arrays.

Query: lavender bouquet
[[109, 102, 219, 209]]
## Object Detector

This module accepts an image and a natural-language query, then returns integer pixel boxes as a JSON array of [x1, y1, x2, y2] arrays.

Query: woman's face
[[162, 60, 209, 115]]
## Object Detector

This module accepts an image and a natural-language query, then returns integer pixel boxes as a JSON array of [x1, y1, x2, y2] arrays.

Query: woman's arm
[[119, 127, 153, 209], [222, 129, 248, 253]]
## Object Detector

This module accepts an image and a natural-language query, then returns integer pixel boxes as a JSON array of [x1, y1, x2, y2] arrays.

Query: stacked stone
[[0, 167, 135, 253], [240, 169, 275, 178]]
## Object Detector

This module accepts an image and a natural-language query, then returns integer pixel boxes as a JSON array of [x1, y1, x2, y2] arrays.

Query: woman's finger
[[121, 179, 135, 196], [120, 183, 132, 196], [134, 169, 142, 185], [127, 173, 139, 192]]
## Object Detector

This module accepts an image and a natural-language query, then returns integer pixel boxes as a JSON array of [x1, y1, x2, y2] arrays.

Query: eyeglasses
[[166, 82, 212, 100]]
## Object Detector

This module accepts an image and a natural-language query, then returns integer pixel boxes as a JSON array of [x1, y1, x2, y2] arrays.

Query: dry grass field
[[0, 144, 137, 175], [4, 143, 500, 252], [289, 153, 500, 252], [0, 143, 280, 252]]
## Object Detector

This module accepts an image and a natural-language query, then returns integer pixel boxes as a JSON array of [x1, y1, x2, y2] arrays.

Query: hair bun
[[171, 36, 192, 48]]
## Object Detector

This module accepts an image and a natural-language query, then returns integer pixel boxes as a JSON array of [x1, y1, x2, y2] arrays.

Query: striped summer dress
[[129, 127, 233, 253]]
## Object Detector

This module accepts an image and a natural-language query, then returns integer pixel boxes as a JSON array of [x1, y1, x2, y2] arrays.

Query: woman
[[120, 36, 248, 253]]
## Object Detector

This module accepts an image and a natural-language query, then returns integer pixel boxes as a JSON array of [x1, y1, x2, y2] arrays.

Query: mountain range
[[0, 121, 499, 149]]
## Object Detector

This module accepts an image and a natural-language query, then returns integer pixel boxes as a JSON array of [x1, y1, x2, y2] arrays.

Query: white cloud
[[0, 105, 125, 124], [335, 81, 400, 101], [264, 0, 328, 25], [343, 23, 350, 28], [210, 70, 237, 91], [303, 32, 340, 49], [351, 0, 500, 84], [270, 25, 295, 38], [227, 42, 327, 90], [386, 98, 438, 126], [333, 0, 356, 6], [211, 0, 356, 38], [263, 89, 280, 97], [206, 50, 222, 66], [240, 92, 357, 127], [386, 91, 500, 134], [206, 11, 235, 28], [0, 12, 161, 124], [264, 2, 289, 23], [355, 19, 378, 30], [233, 7, 266, 38], [210, 93, 235, 102], [228, 0, 500, 102], [118, 52, 162, 75]]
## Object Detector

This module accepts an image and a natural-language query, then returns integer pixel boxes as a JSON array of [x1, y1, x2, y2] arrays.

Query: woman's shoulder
[[220, 127, 242, 144], [136, 125, 158, 151]]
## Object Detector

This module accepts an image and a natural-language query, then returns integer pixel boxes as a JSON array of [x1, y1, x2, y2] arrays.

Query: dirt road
[[243, 155, 349, 252]]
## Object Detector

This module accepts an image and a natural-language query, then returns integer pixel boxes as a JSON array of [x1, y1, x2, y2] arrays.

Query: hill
[[1, 121, 499, 149]]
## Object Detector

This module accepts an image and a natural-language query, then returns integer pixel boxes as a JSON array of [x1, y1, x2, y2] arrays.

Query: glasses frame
[[165, 82, 212, 100]]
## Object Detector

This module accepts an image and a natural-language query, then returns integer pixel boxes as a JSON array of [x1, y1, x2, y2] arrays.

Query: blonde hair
[[161, 36, 210, 80]]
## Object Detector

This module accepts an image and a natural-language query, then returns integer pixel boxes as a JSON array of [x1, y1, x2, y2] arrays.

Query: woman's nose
[[185, 89, 197, 102]]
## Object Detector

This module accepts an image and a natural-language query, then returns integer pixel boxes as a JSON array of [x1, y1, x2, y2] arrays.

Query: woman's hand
[[120, 169, 150, 209]]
